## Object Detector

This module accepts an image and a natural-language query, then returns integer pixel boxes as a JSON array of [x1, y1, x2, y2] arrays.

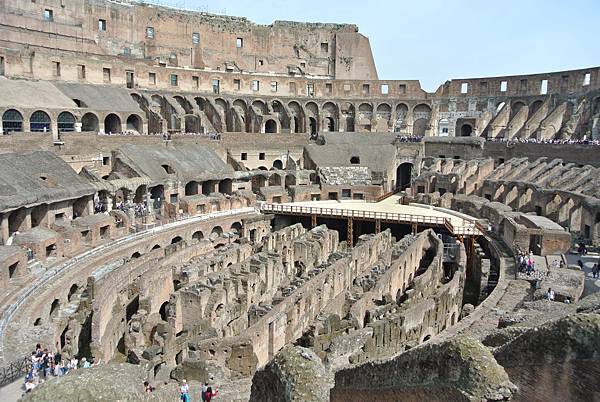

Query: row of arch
[[131, 92, 434, 135], [1, 109, 144, 134]]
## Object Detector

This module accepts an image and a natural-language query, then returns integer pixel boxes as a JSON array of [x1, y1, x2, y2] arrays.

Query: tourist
[[546, 288, 555, 301], [70, 356, 79, 371], [202, 382, 208, 401], [577, 260, 584, 270], [180, 379, 190, 402], [593, 263, 598, 279], [205, 385, 218, 401], [144, 381, 155, 393], [81, 357, 91, 368], [24, 378, 36, 393]]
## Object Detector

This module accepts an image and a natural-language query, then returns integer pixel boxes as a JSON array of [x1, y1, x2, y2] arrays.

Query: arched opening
[[49, 298, 60, 319], [57, 111, 75, 133], [185, 181, 199, 196], [192, 231, 204, 242], [268, 174, 282, 186], [350, 156, 360, 164], [72, 99, 87, 108], [252, 175, 267, 191], [272, 160, 283, 170], [230, 222, 242, 235], [210, 226, 223, 240], [396, 163, 413, 190], [293, 116, 300, 133], [104, 113, 121, 133], [151, 244, 161, 250], [309, 117, 317, 135], [171, 236, 183, 245], [150, 185, 164, 208], [130, 251, 141, 259], [126, 114, 142, 133], [67, 284, 79, 302], [460, 124, 472, 137], [325, 116, 335, 132], [265, 119, 277, 133], [285, 175, 296, 187], [30, 110, 51, 132], [81, 112, 99, 132], [422, 334, 431, 343], [2, 109, 23, 133], [159, 301, 169, 321], [218, 179, 232, 195], [530, 100, 544, 115], [412, 118, 428, 137]]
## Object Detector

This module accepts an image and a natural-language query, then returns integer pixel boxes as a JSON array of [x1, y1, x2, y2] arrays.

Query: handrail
[[261, 203, 482, 236]]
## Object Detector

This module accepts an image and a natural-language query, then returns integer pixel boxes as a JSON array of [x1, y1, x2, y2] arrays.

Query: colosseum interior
[[0, 0, 599, 401]]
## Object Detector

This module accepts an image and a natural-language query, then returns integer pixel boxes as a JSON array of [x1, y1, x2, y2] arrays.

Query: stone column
[[0, 214, 9, 245], [51, 119, 59, 142]]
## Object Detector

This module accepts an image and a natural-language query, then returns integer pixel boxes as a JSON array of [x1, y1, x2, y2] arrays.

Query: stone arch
[[81, 112, 99, 132], [185, 181, 199, 196], [265, 119, 278, 133], [593, 96, 600, 115], [272, 159, 284, 170], [288, 101, 304, 133], [396, 163, 413, 190], [322, 102, 338, 132], [104, 113, 121, 133], [67, 284, 79, 302], [530, 100, 544, 115], [126, 114, 143, 133], [211, 226, 223, 239], [305, 101, 319, 134], [218, 178, 232, 195], [511, 101, 527, 115], [57, 111, 76, 133], [341, 102, 355, 132], [30, 110, 51, 132], [460, 123, 473, 136], [232, 99, 248, 132], [2, 109, 23, 133], [192, 231, 204, 242], [252, 100, 268, 115], [412, 118, 428, 137], [230, 222, 242, 235], [171, 235, 183, 245], [413, 103, 432, 115], [376, 103, 392, 131], [49, 298, 60, 319], [252, 174, 267, 191], [358, 103, 373, 131], [285, 174, 296, 187], [272, 100, 290, 132], [269, 173, 282, 186]]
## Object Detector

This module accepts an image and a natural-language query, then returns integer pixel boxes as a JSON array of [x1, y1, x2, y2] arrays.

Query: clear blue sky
[[154, 0, 600, 91]]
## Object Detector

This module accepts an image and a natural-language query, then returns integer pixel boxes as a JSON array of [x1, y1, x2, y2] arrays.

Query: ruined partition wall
[[184, 229, 395, 380]]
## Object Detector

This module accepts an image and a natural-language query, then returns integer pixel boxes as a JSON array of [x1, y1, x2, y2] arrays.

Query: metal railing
[[261, 203, 482, 236], [261, 203, 449, 226], [0, 357, 30, 387]]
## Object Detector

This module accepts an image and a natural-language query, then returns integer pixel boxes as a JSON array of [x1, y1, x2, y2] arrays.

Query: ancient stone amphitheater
[[0, 1, 599, 401]]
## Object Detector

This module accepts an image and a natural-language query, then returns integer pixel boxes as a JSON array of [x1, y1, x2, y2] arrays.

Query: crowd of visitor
[[395, 135, 423, 143], [179, 379, 219, 402], [24, 344, 99, 394], [516, 247, 539, 275], [489, 137, 600, 146]]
